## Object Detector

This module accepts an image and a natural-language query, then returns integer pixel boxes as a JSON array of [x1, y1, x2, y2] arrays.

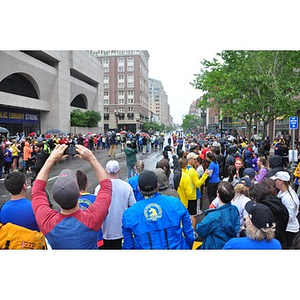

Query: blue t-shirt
[[78, 193, 103, 242], [208, 161, 220, 183], [0, 198, 40, 231], [223, 236, 282, 250], [127, 175, 143, 202]]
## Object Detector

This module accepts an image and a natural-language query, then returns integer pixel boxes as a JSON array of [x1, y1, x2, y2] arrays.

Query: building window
[[104, 108, 109, 112], [127, 74, 134, 88], [128, 107, 134, 112], [102, 58, 109, 72], [127, 90, 134, 104], [118, 58, 124, 72], [127, 57, 134, 71], [104, 75, 109, 88], [127, 112, 134, 120], [118, 74, 124, 88]]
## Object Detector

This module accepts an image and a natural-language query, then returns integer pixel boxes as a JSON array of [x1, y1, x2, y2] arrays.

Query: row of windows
[[104, 114, 135, 121], [104, 74, 134, 80], [102, 57, 134, 72], [103, 99, 134, 105], [103, 107, 134, 113], [103, 66, 134, 72], [104, 90, 134, 96], [103, 74, 134, 88]]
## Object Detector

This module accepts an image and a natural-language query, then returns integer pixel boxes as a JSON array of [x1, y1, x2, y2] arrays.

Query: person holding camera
[[124, 140, 138, 179], [31, 144, 112, 249]]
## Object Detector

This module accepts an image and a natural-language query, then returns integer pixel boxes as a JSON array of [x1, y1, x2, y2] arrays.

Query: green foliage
[[181, 114, 202, 131], [143, 121, 166, 132], [85, 110, 102, 127], [192, 50, 300, 137], [71, 109, 102, 127]]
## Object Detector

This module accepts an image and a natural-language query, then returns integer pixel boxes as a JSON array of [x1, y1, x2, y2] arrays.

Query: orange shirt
[[23, 142, 33, 161]]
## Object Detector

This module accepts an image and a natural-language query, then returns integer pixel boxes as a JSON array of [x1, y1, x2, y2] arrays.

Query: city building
[[148, 78, 170, 127], [188, 97, 300, 140], [0, 51, 103, 135], [91, 50, 150, 133]]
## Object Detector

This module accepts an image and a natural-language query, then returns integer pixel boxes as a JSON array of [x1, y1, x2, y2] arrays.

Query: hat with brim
[[187, 152, 198, 160], [138, 170, 158, 192], [105, 160, 120, 174], [270, 171, 290, 182], [237, 176, 252, 187], [245, 201, 274, 229], [52, 169, 80, 209]]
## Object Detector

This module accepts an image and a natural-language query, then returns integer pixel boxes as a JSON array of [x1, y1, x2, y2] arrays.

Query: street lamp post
[[114, 109, 120, 131], [201, 108, 206, 134]]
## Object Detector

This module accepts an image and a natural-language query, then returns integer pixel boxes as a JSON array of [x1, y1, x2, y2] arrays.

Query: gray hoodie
[[153, 168, 180, 199]]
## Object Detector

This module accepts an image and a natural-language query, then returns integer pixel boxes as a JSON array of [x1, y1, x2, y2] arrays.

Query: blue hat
[[243, 168, 255, 179], [237, 177, 252, 187]]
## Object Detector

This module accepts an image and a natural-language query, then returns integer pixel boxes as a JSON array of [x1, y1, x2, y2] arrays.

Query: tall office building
[[91, 50, 150, 132], [148, 78, 170, 126]]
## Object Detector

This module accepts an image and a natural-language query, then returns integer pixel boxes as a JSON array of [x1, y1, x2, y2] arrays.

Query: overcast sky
[[3, 0, 298, 125]]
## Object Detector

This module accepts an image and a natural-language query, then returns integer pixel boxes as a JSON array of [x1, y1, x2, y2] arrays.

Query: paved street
[[0, 144, 164, 209]]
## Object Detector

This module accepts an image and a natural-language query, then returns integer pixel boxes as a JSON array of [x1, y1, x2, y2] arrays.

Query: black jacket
[[266, 155, 284, 178], [31, 150, 49, 178], [261, 195, 289, 249]]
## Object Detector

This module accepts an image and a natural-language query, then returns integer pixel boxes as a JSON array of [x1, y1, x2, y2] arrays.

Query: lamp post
[[114, 109, 120, 131], [201, 108, 206, 134], [136, 117, 140, 132]]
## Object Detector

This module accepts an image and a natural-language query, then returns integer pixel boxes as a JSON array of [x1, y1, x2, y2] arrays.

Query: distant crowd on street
[[1, 128, 300, 250]]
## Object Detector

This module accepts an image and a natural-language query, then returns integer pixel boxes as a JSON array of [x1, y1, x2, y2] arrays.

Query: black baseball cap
[[138, 170, 158, 192], [245, 201, 274, 229]]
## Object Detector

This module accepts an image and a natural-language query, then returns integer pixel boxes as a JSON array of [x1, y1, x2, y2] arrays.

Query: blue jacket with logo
[[196, 203, 240, 249], [122, 193, 194, 249]]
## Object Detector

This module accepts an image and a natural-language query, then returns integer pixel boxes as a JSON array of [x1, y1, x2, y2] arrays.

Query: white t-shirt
[[94, 178, 136, 239], [277, 187, 299, 233], [231, 194, 251, 232]]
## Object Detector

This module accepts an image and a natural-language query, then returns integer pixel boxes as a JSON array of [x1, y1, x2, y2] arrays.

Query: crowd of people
[[1, 129, 300, 250], [0, 130, 166, 181]]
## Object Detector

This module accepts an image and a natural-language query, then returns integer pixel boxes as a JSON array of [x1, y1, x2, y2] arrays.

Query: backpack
[[0, 203, 47, 250], [0, 222, 47, 249]]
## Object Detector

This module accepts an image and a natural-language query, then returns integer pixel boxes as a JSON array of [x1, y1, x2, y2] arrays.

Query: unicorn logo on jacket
[[144, 203, 162, 221]]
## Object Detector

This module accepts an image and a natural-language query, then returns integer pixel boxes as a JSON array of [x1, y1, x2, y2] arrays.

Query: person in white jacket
[[271, 171, 299, 249]]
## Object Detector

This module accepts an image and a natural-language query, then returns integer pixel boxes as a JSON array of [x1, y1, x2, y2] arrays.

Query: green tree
[[71, 109, 88, 127], [181, 114, 201, 132], [192, 51, 300, 138], [71, 109, 101, 127], [85, 110, 102, 127], [143, 121, 165, 132]]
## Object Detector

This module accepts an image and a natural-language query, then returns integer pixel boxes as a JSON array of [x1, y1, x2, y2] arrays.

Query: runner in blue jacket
[[122, 170, 195, 249], [196, 181, 240, 249]]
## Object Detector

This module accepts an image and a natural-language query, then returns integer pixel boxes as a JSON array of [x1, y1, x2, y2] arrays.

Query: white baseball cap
[[105, 160, 120, 174], [270, 171, 290, 182]]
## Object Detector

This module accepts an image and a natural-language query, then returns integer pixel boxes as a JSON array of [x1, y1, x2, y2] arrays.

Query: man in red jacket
[[31, 144, 112, 249]]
